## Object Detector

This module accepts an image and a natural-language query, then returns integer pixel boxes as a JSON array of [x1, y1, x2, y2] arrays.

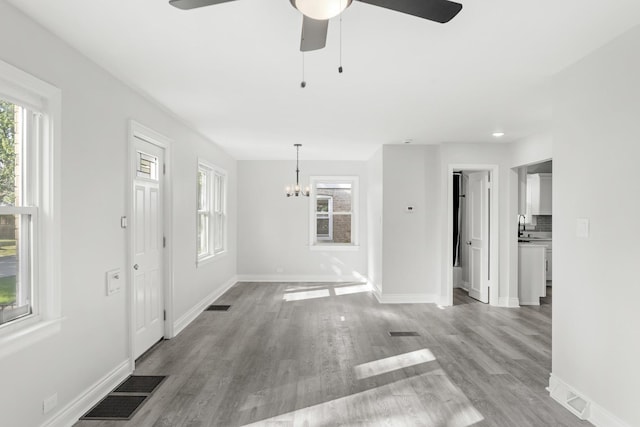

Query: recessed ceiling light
[[492, 132, 505, 138]]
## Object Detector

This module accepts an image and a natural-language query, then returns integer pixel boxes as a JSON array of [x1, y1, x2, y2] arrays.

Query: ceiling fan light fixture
[[293, 0, 352, 20]]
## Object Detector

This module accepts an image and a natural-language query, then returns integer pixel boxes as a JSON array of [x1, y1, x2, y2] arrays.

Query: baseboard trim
[[173, 275, 237, 336], [372, 282, 382, 301], [236, 275, 364, 283], [41, 360, 131, 427], [374, 292, 440, 304], [549, 374, 633, 427], [498, 296, 520, 308]]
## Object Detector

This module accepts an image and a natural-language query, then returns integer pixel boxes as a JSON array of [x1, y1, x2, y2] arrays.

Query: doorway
[[128, 122, 173, 362], [447, 165, 499, 306], [514, 159, 552, 306]]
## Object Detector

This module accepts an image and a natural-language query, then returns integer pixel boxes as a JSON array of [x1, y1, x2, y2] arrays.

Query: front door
[[468, 171, 489, 303], [132, 136, 164, 358]]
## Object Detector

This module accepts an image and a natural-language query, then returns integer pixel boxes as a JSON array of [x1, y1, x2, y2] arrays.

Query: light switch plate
[[576, 218, 590, 238]]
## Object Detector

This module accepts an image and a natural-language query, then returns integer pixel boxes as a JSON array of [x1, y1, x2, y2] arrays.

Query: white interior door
[[132, 136, 164, 359], [467, 171, 489, 303]]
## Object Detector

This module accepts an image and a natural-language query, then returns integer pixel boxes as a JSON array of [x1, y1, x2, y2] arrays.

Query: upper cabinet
[[526, 173, 552, 215]]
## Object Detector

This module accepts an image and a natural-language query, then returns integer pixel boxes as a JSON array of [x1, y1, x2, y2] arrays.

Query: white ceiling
[[7, 0, 640, 160]]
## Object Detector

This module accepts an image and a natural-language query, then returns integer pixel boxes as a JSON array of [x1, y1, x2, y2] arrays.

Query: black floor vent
[[80, 375, 166, 421], [114, 375, 166, 394], [206, 304, 231, 311], [389, 331, 420, 337], [81, 395, 148, 420]]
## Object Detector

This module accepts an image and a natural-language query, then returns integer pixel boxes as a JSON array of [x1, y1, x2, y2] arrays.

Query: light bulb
[[294, 0, 352, 20]]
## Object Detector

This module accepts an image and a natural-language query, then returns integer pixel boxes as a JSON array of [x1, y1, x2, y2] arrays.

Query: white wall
[[551, 25, 640, 427], [237, 160, 368, 281], [381, 145, 442, 299], [378, 143, 519, 304], [0, 3, 236, 426], [366, 148, 383, 292], [511, 133, 553, 167]]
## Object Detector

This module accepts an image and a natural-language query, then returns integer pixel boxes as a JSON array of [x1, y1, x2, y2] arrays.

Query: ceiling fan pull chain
[[301, 53, 307, 88], [338, 1, 344, 74]]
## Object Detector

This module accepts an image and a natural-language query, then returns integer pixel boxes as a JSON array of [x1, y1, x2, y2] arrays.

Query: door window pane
[[137, 151, 158, 180]]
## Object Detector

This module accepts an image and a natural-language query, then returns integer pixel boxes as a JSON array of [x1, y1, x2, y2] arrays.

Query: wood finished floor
[[75, 283, 588, 427]]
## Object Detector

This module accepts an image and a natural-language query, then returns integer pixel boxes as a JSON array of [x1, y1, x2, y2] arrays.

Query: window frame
[[196, 159, 227, 266], [308, 176, 359, 251], [0, 60, 61, 356]]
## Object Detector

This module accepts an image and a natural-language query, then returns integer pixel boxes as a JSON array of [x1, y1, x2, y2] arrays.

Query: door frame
[[127, 120, 174, 369], [445, 164, 499, 306]]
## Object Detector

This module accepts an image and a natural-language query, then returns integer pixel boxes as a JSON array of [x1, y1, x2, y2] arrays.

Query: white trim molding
[[374, 292, 440, 305], [445, 164, 500, 307], [236, 275, 365, 283], [41, 360, 131, 427], [498, 297, 520, 308], [549, 374, 634, 427], [173, 276, 238, 336]]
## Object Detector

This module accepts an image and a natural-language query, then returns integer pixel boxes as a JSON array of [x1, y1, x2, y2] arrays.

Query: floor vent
[[81, 395, 148, 420], [388, 331, 420, 337], [114, 375, 166, 394], [80, 375, 166, 421], [206, 304, 231, 311], [566, 391, 590, 420]]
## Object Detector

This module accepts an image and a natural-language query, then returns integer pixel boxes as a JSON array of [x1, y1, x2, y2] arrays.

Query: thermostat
[[406, 206, 415, 213]]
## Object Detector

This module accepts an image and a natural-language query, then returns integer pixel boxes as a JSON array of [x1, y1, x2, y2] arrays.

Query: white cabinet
[[526, 173, 552, 215], [518, 244, 546, 305]]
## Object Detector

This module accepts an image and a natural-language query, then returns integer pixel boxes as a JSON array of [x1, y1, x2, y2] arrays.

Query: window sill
[[197, 250, 228, 267], [0, 316, 63, 359], [309, 244, 360, 252]]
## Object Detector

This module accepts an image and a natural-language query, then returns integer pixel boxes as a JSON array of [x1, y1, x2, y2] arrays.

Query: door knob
[[466, 241, 472, 246], [133, 264, 139, 270]]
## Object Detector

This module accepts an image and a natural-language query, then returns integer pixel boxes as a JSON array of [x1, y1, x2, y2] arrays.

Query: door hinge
[[163, 163, 166, 175], [163, 310, 166, 321], [163, 236, 166, 248]]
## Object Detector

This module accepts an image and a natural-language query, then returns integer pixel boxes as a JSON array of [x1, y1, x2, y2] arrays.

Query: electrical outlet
[[43, 393, 57, 414]]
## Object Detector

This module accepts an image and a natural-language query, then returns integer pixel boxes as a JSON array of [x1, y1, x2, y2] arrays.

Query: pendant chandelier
[[285, 144, 310, 197]]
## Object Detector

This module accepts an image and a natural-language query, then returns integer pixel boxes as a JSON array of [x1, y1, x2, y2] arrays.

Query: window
[[0, 101, 34, 327], [197, 161, 227, 264], [0, 59, 60, 343], [309, 176, 359, 249]]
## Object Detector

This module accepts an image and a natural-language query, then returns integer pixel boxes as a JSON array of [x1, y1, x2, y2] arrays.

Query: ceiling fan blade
[[169, 0, 239, 10], [356, 0, 462, 23], [300, 16, 329, 52]]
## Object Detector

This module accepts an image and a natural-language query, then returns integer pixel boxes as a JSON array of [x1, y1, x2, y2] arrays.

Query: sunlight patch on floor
[[334, 283, 370, 296], [239, 371, 484, 427], [354, 349, 436, 380], [282, 282, 371, 302]]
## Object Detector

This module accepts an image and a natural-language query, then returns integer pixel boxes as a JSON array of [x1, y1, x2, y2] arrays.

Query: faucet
[[518, 215, 526, 237]]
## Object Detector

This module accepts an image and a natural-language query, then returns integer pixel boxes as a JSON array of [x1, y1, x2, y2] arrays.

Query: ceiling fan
[[169, 0, 463, 52]]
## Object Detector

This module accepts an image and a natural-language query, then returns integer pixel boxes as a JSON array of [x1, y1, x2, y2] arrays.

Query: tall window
[[309, 176, 359, 249], [197, 161, 226, 264]]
